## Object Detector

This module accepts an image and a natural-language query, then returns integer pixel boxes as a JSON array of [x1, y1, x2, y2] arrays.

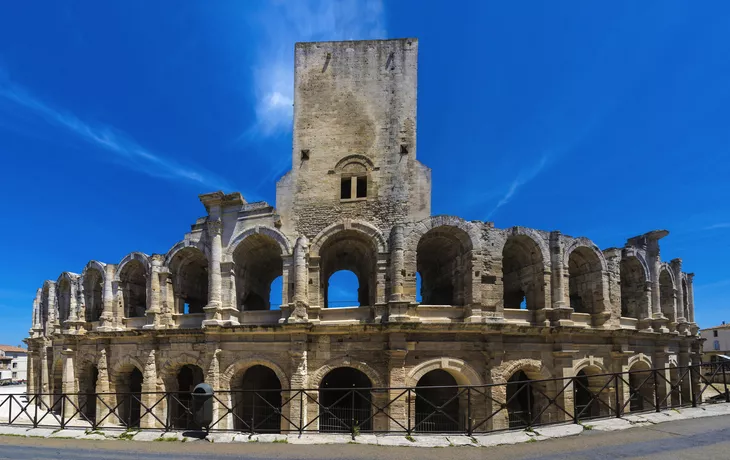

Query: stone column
[[550, 231, 573, 326], [61, 348, 77, 420], [47, 283, 58, 334], [386, 343, 408, 431], [144, 255, 163, 329], [206, 348, 222, 430], [65, 281, 80, 333], [671, 260, 685, 322], [653, 350, 670, 410], [98, 265, 117, 331], [95, 349, 115, 427], [203, 218, 237, 326], [40, 345, 50, 407], [286, 236, 310, 323], [141, 350, 160, 429], [288, 337, 308, 432], [390, 226, 405, 302], [678, 345, 692, 404], [31, 289, 43, 338], [687, 274, 696, 324]]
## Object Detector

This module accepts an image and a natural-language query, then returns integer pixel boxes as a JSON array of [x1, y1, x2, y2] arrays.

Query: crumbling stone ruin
[[25, 39, 701, 431]]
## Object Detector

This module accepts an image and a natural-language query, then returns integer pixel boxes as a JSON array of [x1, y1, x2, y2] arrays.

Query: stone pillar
[[552, 352, 576, 423], [206, 347, 222, 430], [390, 226, 405, 302], [144, 255, 163, 329], [386, 345, 408, 431], [288, 337, 308, 432], [47, 283, 58, 334], [646, 234, 669, 332], [687, 273, 696, 325], [678, 345, 692, 404], [203, 218, 238, 326], [95, 349, 116, 427], [65, 280, 80, 333], [98, 265, 117, 331], [671, 260, 685, 322], [286, 236, 310, 323], [40, 345, 51, 407], [61, 348, 77, 420], [550, 231, 573, 326], [141, 350, 160, 429], [31, 289, 43, 338], [653, 350, 670, 410]]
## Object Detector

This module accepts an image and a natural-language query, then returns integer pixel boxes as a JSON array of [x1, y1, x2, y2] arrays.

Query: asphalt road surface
[[1, 415, 729, 460]]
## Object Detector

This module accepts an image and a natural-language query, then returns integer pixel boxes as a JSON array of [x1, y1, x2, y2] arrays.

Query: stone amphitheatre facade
[[25, 39, 701, 432]]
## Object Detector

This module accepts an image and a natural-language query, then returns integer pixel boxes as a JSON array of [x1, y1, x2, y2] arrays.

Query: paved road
[[1, 415, 729, 460]]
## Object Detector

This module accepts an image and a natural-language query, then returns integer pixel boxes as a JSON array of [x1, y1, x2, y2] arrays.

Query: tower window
[[356, 176, 367, 198], [340, 177, 352, 199], [340, 175, 367, 200]]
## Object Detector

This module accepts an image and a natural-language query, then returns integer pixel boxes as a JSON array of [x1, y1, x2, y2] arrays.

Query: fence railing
[[1, 362, 727, 436]]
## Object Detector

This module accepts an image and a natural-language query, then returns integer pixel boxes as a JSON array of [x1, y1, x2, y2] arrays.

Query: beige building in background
[[24, 39, 702, 432], [701, 323, 730, 362]]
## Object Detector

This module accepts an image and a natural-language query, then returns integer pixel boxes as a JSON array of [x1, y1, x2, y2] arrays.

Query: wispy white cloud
[[244, 0, 387, 139], [0, 73, 232, 191], [486, 152, 553, 220], [704, 223, 730, 230]]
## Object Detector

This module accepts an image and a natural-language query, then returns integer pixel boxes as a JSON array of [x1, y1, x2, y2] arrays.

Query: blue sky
[[1, 1, 729, 347]]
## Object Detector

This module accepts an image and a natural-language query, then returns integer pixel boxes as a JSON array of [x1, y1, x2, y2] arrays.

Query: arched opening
[[502, 235, 545, 310], [119, 260, 147, 318], [269, 276, 283, 310], [682, 279, 689, 320], [620, 257, 646, 318], [659, 270, 675, 322], [83, 269, 104, 322], [233, 365, 282, 433], [319, 231, 377, 308], [326, 270, 360, 308], [573, 367, 608, 420], [57, 278, 72, 324], [78, 364, 98, 423], [116, 367, 143, 428], [416, 226, 472, 306], [40, 285, 50, 335], [170, 364, 204, 430], [234, 235, 284, 311], [319, 368, 372, 433], [169, 247, 209, 315], [669, 365, 682, 408], [628, 361, 654, 412], [506, 370, 534, 429], [568, 247, 603, 314], [51, 360, 63, 414], [415, 369, 461, 432]]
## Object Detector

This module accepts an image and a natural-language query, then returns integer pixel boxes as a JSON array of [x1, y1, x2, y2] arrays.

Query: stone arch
[[225, 226, 292, 260], [309, 358, 386, 389], [627, 353, 653, 370], [167, 245, 208, 315], [109, 355, 145, 383], [158, 353, 206, 390], [229, 228, 289, 311], [310, 220, 388, 257], [114, 252, 151, 282], [501, 230, 550, 311], [491, 358, 552, 385], [621, 255, 650, 319], [406, 358, 482, 387], [55, 272, 79, 323], [659, 264, 676, 322], [406, 216, 482, 256], [220, 358, 290, 391], [80, 261, 106, 322], [564, 239, 608, 273], [334, 154, 375, 173], [40, 280, 55, 333], [164, 239, 209, 268], [566, 242, 607, 315], [572, 357, 609, 376]]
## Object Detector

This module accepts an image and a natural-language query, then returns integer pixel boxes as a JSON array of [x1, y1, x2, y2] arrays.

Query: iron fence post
[[614, 375, 621, 418], [407, 389, 411, 436], [691, 366, 698, 408], [653, 369, 660, 413], [8, 396, 12, 425], [61, 395, 66, 429], [572, 377, 578, 424], [34, 395, 38, 428], [723, 363, 729, 403], [467, 387, 472, 436], [299, 391, 303, 435], [527, 381, 532, 429]]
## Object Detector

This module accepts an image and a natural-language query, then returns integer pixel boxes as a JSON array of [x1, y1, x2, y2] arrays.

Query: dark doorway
[[506, 370, 534, 429], [118, 368, 143, 428], [235, 365, 282, 433], [574, 370, 599, 419], [415, 369, 461, 432], [80, 366, 98, 423], [171, 365, 204, 430], [319, 368, 372, 433]]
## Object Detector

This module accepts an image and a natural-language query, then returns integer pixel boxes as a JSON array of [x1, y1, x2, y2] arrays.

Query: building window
[[340, 175, 367, 200], [12, 363, 16, 368], [11, 372, 16, 379], [714, 330, 719, 337], [714, 340, 721, 351]]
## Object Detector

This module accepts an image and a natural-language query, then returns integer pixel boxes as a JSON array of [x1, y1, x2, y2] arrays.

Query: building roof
[[702, 323, 730, 331], [0, 345, 26, 353]]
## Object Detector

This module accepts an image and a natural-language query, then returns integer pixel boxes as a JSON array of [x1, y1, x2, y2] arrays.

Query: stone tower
[[276, 38, 431, 239]]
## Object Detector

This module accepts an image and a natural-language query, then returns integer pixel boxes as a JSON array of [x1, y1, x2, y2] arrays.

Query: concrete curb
[[0, 404, 728, 448]]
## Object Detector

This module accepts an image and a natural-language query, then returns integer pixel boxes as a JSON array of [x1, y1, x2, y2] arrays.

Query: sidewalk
[[1, 403, 729, 448]]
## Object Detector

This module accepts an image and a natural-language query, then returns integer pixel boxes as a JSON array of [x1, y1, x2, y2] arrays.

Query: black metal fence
[[1, 362, 727, 436]]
